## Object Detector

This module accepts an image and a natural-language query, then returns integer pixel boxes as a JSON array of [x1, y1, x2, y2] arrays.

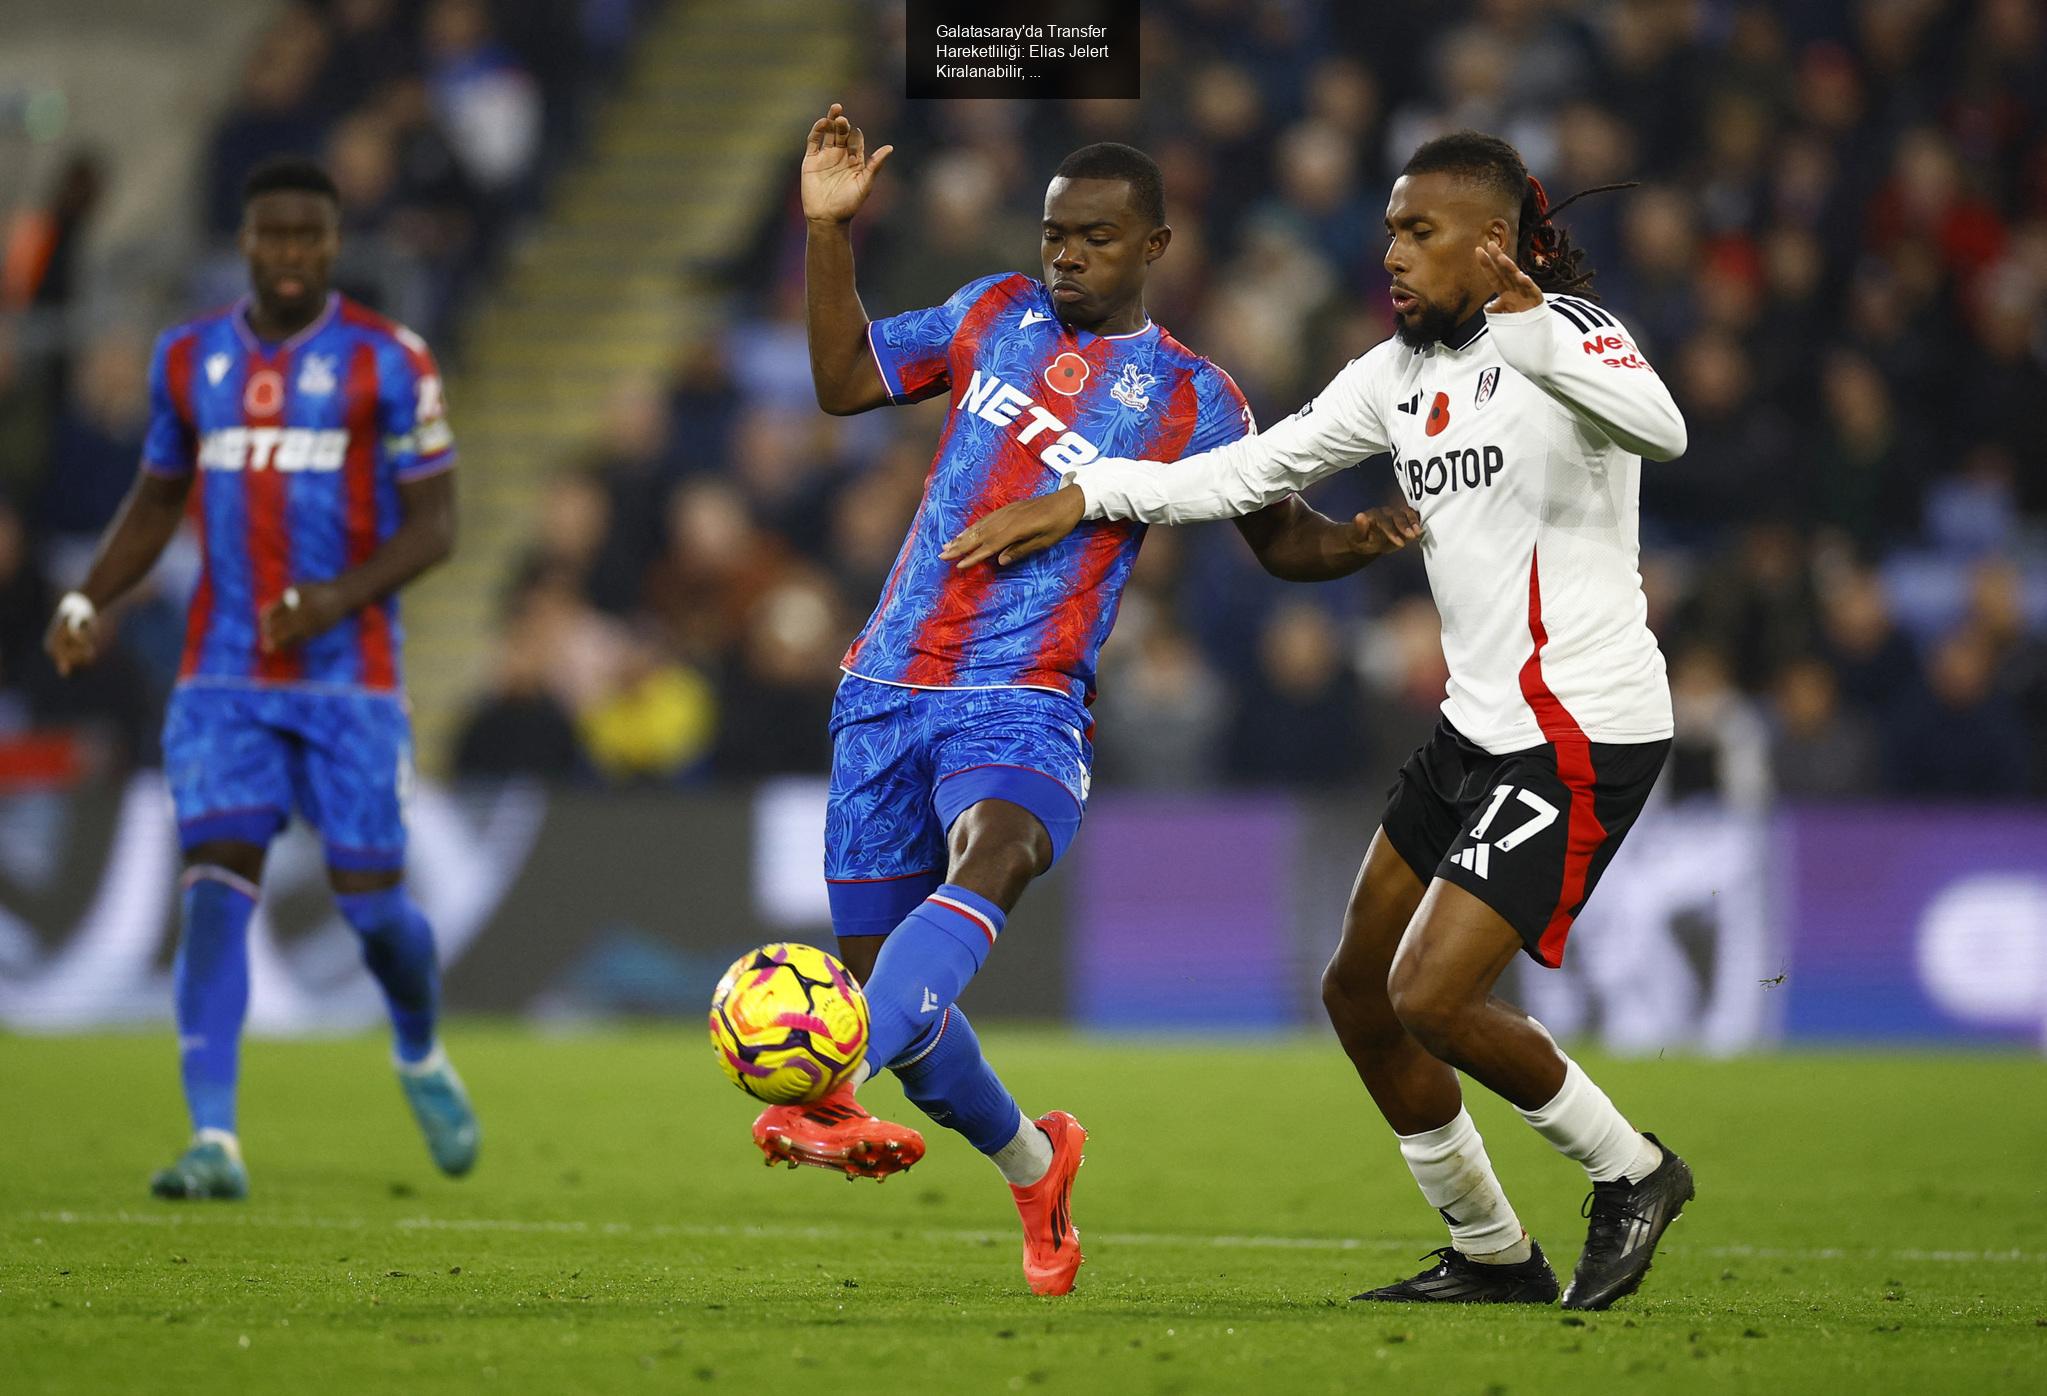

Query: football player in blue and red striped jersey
[[45, 157, 477, 1199], [750, 105, 1420, 1296]]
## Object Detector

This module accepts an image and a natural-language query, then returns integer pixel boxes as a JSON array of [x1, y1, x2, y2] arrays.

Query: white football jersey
[[1071, 295, 1688, 754]]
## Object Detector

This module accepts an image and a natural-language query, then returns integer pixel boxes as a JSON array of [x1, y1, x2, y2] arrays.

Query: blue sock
[[335, 887, 440, 1064], [175, 869, 257, 1135], [891, 1004, 1024, 1154], [862, 883, 1004, 1070]]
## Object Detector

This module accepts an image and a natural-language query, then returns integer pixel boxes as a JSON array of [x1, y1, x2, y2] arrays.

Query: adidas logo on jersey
[[198, 426, 348, 473], [959, 369, 1104, 472]]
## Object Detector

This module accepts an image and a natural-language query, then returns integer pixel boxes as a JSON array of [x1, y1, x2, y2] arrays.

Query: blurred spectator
[[42, 330, 147, 539], [641, 478, 793, 667], [1768, 657, 1882, 800], [452, 584, 587, 781], [1665, 643, 1771, 809], [1226, 601, 1367, 787], [205, 7, 331, 236], [1886, 625, 2030, 799], [1819, 565, 1920, 717], [1970, 558, 2047, 793], [712, 577, 844, 777], [578, 639, 717, 786], [1094, 614, 1230, 790], [1679, 524, 1820, 692], [423, 0, 544, 207], [3, 153, 104, 315], [1804, 351, 1923, 551]]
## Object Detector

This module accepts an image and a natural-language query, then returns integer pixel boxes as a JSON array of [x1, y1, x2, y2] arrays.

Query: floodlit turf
[[3, 1028, 2043, 1394]]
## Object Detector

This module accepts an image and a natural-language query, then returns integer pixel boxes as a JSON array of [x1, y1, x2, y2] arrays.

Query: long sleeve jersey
[[1071, 295, 1687, 753]]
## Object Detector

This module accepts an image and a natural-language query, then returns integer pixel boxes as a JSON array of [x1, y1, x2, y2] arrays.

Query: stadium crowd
[[5, 0, 2047, 802]]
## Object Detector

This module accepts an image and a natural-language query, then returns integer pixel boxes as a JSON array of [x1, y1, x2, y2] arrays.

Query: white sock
[[1397, 1107, 1527, 1260], [1518, 1057, 1662, 1183], [396, 1044, 446, 1076], [849, 1060, 873, 1091], [193, 1127, 242, 1161], [988, 1110, 1054, 1187]]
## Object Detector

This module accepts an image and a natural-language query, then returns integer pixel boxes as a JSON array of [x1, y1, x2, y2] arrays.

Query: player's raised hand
[[802, 103, 893, 225], [1347, 502, 1424, 558], [43, 598, 101, 676], [259, 581, 344, 652], [1478, 243, 1544, 314], [941, 485, 1088, 569]]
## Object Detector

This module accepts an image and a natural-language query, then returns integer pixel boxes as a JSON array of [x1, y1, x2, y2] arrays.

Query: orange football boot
[[753, 1085, 926, 1180], [1009, 1110, 1087, 1295]]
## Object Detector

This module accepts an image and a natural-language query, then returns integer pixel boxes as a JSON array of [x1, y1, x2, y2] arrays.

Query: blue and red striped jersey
[[142, 294, 454, 693], [844, 273, 1252, 702]]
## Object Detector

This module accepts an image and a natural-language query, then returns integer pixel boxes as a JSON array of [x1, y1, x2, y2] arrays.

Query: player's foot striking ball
[[1561, 1133, 1694, 1310], [149, 1132, 250, 1201], [944, 130, 1695, 1308], [1352, 1241, 1558, 1305], [752, 1085, 926, 1179], [43, 156, 464, 1198], [785, 98, 1405, 1293]]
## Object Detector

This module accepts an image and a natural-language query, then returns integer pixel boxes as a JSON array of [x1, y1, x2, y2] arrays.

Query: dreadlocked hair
[[1401, 130, 1637, 301]]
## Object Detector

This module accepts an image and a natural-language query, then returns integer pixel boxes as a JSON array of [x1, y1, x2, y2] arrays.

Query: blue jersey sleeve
[[141, 330, 198, 477], [379, 327, 455, 480], [1188, 364, 1256, 456], [865, 273, 1016, 405]]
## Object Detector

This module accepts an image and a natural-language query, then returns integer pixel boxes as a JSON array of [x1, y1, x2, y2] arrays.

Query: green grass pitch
[[4, 1027, 2043, 1393]]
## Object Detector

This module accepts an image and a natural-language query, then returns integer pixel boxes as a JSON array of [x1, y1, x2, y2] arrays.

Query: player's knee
[[945, 813, 1047, 908], [185, 841, 266, 885], [1386, 960, 1468, 1057], [1321, 953, 1401, 1044], [331, 877, 423, 944], [835, 936, 884, 985], [328, 866, 402, 898]]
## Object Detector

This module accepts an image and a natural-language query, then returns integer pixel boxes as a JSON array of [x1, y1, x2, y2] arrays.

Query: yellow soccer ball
[[708, 943, 869, 1103]]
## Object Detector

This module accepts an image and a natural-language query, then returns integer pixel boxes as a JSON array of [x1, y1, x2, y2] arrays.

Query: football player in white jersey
[[943, 131, 1694, 1311]]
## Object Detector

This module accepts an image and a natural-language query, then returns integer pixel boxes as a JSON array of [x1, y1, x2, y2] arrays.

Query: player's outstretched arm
[[803, 103, 894, 416], [1233, 495, 1422, 582], [1478, 246, 1687, 461], [944, 360, 1393, 569], [259, 470, 455, 652], [941, 484, 1088, 568], [44, 468, 192, 675]]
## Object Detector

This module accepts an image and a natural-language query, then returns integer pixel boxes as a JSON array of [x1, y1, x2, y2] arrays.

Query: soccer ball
[[708, 943, 869, 1103]]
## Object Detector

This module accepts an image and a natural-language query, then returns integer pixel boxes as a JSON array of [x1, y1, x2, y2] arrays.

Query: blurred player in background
[[43, 157, 476, 1200], [765, 105, 1418, 1295], [947, 132, 1695, 1311]]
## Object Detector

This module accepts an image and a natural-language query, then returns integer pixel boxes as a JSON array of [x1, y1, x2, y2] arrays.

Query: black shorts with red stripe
[[1380, 718, 1669, 968]]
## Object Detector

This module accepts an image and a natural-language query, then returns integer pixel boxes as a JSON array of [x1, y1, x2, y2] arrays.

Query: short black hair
[[1401, 129, 1624, 300], [1402, 130, 1527, 215], [1052, 142, 1164, 229], [242, 155, 340, 206]]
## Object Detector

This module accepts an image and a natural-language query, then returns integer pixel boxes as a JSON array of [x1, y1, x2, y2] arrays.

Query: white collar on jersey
[[232, 292, 340, 355]]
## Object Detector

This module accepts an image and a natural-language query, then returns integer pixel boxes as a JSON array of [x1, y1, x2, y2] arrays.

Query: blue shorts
[[824, 677, 1092, 938], [162, 682, 413, 871]]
